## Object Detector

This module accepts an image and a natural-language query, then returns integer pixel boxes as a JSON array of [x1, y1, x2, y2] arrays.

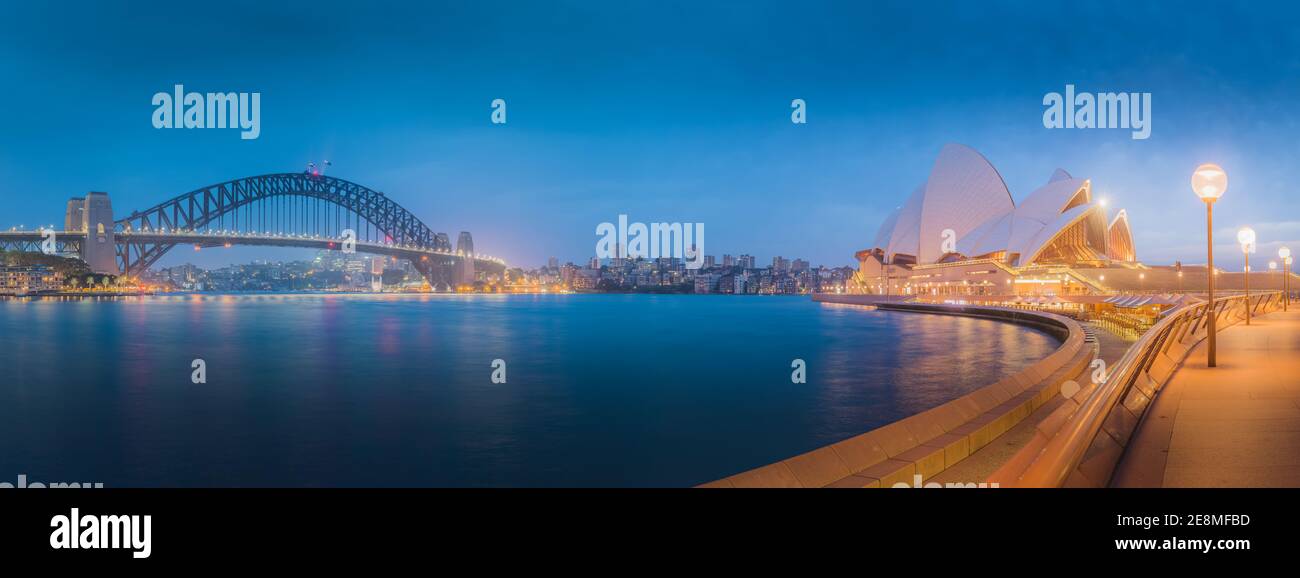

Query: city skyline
[[137, 247, 854, 295], [3, 1, 1299, 272]]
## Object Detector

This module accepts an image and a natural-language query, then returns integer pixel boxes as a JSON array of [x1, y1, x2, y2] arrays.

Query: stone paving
[[1113, 309, 1300, 487]]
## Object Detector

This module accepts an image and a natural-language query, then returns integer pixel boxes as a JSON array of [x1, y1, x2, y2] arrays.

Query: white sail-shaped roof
[[1048, 168, 1073, 183], [1012, 202, 1108, 266], [866, 144, 1132, 268], [884, 184, 925, 261], [916, 144, 1014, 263], [955, 211, 1013, 258], [1005, 177, 1091, 260], [872, 206, 902, 252], [1107, 210, 1136, 262]]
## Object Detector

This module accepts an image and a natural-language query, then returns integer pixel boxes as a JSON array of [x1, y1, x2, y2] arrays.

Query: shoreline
[[704, 294, 1094, 488]]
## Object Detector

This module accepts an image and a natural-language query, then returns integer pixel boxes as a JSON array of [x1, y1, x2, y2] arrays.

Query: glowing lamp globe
[[1192, 164, 1227, 201], [1237, 227, 1256, 252], [1281, 246, 1292, 260]]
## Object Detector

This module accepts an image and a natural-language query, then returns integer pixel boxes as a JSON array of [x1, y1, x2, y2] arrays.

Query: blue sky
[[1, 0, 1298, 269]]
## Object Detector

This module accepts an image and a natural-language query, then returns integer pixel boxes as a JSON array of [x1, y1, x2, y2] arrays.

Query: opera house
[[851, 144, 1280, 301]]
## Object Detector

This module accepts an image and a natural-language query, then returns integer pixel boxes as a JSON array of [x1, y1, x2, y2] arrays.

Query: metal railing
[[1005, 290, 1285, 487]]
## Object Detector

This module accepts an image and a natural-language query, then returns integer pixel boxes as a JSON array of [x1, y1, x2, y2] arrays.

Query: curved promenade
[[991, 291, 1286, 487], [701, 295, 1094, 488], [1111, 308, 1300, 487]]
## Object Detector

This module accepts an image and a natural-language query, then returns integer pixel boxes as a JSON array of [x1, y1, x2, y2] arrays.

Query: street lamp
[[1193, 163, 1227, 367], [1281, 246, 1293, 311], [1289, 256, 1295, 309], [1238, 227, 1255, 325]]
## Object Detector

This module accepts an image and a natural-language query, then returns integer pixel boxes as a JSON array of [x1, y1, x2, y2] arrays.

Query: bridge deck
[[1112, 309, 1300, 487]]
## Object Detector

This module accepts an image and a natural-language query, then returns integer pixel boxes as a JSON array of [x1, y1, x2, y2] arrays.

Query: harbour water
[[0, 294, 1057, 487]]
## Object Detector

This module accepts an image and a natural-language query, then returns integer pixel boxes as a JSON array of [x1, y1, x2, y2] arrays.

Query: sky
[[1, 0, 1299, 270]]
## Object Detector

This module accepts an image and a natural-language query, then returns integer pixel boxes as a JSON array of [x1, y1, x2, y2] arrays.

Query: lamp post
[[1282, 247, 1293, 311], [1289, 257, 1295, 308], [1238, 227, 1255, 325], [1193, 163, 1227, 367]]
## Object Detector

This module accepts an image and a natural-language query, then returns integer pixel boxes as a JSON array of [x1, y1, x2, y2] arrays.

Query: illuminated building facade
[[853, 144, 1142, 297], [0, 265, 62, 294]]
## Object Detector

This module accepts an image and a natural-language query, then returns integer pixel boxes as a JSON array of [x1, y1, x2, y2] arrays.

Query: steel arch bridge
[[1, 173, 503, 289]]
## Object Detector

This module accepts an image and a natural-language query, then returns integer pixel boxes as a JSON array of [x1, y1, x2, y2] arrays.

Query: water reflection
[[0, 294, 1056, 487]]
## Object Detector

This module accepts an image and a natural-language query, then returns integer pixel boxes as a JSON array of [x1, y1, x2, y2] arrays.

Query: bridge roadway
[[0, 230, 506, 275], [1112, 308, 1300, 487]]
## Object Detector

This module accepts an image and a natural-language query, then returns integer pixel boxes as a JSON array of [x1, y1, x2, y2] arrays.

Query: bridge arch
[[114, 173, 458, 277]]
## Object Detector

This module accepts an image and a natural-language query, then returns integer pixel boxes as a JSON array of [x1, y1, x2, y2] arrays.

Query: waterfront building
[[693, 273, 719, 294], [573, 268, 599, 290], [853, 144, 1156, 298], [0, 265, 61, 294]]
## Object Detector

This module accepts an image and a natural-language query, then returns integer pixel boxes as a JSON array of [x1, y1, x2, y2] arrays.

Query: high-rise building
[[703, 255, 716, 268], [722, 254, 734, 268], [693, 273, 720, 294]]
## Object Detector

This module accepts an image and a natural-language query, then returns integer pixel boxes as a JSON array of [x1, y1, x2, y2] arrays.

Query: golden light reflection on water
[[814, 305, 1058, 441], [1, 294, 1061, 486]]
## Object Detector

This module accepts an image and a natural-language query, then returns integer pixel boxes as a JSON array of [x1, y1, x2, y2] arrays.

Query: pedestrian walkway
[[1112, 309, 1300, 487]]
